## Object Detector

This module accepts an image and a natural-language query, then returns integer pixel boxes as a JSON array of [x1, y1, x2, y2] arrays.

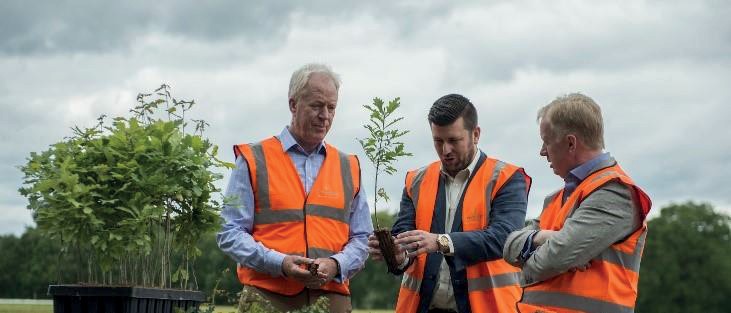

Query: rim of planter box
[[48, 284, 206, 302]]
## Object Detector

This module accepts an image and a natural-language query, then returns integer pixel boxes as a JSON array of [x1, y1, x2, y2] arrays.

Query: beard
[[442, 140, 476, 176]]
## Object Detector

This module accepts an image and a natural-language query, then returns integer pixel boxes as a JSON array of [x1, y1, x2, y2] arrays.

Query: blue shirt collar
[[566, 152, 611, 184], [278, 126, 327, 155]]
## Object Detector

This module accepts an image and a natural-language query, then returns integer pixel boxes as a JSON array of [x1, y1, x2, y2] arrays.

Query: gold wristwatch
[[436, 234, 451, 254]]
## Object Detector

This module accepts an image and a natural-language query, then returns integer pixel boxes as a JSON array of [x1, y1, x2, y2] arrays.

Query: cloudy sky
[[1, 0, 729, 236]]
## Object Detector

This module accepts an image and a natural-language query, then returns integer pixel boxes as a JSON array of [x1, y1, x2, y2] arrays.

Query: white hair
[[288, 63, 341, 100]]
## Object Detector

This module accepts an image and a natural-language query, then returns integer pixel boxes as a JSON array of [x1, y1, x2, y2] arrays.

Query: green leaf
[[377, 187, 390, 203]]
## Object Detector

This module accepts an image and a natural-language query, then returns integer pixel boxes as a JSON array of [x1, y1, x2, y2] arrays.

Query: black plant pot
[[48, 285, 206, 313]]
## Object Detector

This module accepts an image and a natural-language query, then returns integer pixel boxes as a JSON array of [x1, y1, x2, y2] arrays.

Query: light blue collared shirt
[[216, 127, 373, 283]]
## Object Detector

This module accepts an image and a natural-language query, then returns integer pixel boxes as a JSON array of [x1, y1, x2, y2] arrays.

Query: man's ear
[[473, 126, 481, 144], [567, 134, 577, 152], [289, 98, 296, 113]]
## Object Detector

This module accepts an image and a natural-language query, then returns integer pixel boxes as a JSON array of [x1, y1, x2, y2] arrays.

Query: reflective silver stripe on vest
[[586, 169, 646, 272], [569, 172, 619, 218], [467, 272, 520, 292], [308, 247, 337, 259], [305, 204, 350, 224], [250, 143, 271, 210], [409, 166, 429, 208], [483, 160, 506, 222], [565, 170, 620, 216], [338, 151, 355, 210], [401, 272, 422, 292], [596, 230, 647, 272], [543, 190, 561, 210], [523, 290, 634, 313], [589, 170, 620, 183], [285, 252, 305, 257], [254, 208, 304, 225]]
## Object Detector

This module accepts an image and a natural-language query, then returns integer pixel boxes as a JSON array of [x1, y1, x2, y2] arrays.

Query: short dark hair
[[428, 94, 478, 130]]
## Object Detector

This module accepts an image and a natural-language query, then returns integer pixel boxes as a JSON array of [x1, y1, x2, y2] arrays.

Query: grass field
[[0, 304, 394, 313], [0, 304, 52, 313]]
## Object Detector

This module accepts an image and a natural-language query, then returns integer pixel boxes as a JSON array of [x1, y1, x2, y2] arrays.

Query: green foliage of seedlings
[[358, 97, 412, 228], [18, 84, 234, 289]]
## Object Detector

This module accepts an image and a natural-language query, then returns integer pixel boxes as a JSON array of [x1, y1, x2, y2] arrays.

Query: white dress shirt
[[430, 148, 480, 310]]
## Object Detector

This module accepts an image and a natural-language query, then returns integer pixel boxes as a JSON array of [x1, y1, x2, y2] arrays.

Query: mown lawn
[[0, 304, 393, 313], [0, 304, 52, 313]]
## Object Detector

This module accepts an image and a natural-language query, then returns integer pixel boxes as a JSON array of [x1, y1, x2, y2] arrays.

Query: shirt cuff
[[398, 250, 410, 270], [519, 231, 539, 262], [329, 253, 348, 283], [444, 234, 455, 256], [266, 249, 287, 277]]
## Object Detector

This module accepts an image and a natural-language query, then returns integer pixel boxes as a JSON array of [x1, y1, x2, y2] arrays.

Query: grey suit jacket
[[503, 156, 640, 284]]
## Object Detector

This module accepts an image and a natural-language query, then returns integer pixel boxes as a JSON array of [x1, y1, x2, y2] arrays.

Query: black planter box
[[48, 285, 206, 313]]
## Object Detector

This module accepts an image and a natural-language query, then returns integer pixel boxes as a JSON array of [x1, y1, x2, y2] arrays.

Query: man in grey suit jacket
[[503, 93, 651, 313]]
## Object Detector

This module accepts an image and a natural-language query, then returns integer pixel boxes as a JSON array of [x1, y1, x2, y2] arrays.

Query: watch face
[[439, 235, 449, 253]]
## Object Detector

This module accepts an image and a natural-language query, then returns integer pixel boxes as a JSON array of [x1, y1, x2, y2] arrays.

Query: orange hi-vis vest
[[233, 137, 360, 296], [517, 163, 652, 313], [396, 156, 531, 313]]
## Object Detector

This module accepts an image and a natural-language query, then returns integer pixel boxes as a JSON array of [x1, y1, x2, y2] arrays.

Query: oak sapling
[[358, 97, 412, 273]]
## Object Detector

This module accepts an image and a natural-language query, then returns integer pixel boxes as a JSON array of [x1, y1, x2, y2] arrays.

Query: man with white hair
[[503, 93, 652, 313], [217, 63, 372, 313]]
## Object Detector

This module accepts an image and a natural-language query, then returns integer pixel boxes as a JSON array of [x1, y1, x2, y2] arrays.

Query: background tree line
[[1, 202, 729, 312]]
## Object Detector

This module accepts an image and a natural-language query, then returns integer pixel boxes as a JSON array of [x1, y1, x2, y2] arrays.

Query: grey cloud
[[1, 1, 296, 55], [419, 1, 731, 87], [0, 1, 458, 56], [1, 1, 153, 55]]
